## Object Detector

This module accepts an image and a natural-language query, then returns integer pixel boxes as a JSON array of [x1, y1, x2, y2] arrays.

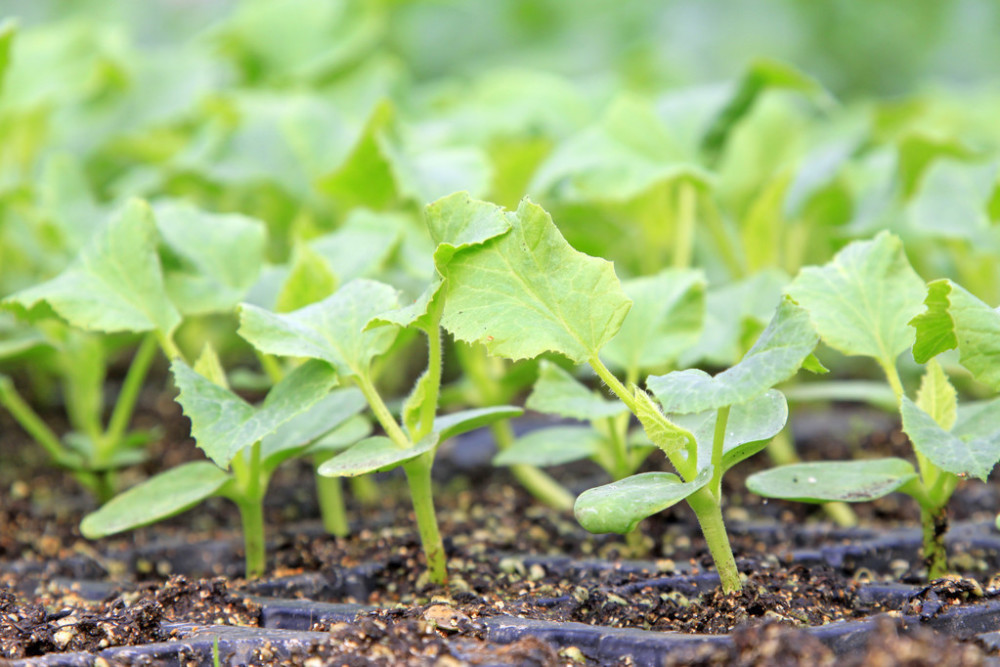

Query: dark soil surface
[[3, 393, 1000, 664]]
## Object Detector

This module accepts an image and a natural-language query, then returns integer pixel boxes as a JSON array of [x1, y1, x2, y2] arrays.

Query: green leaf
[[318, 100, 398, 210], [275, 243, 337, 313], [156, 202, 267, 316], [309, 209, 407, 285], [425, 191, 513, 270], [434, 406, 524, 441], [631, 387, 696, 458], [647, 298, 817, 413], [901, 397, 1000, 481], [906, 159, 997, 241], [238, 279, 400, 378], [261, 387, 367, 468], [786, 231, 926, 365], [80, 462, 232, 538], [401, 369, 432, 437], [601, 269, 705, 374], [672, 390, 788, 474], [702, 58, 830, 163], [746, 459, 917, 503], [438, 197, 631, 363], [525, 360, 627, 421], [910, 279, 1000, 391], [171, 358, 338, 467], [317, 433, 439, 477], [493, 425, 603, 468], [309, 415, 373, 454], [916, 360, 957, 431], [366, 280, 443, 332], [574, 467, 713, 534], [4, 200, 181, 335]]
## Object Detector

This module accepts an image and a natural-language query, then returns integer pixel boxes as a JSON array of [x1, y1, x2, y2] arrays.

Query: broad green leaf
[[275, 243, 337, 313], [193, 344, 228, 389], [80, 462, 231, 538], [906, 159, 997, 241], [309, 415, 373, 454], [602, 269, 705, 374], [434, 406, 524, 441], [4, 200, 181, 335], [916, 360, 957, 431], [172, 358, 338, 467], [574, 467, 713, 534], [39, 154, 104, 252], [438, 197, 631, 363], [525, 360, 627, 421], [702, 58, 830, 163], [309, 209, 407, 285], [493, 426, 603, 468], [318, 433, 438, 477], [632, 387, 696, 458], [648, 298, 816, 413], [901, 397, 1000, 481], [671, 390, 788, 474], [319, 101, 397, 210], [156, 202, 267, 316], [910, 279, 1000, 391], [425, 191, 512, 270], [238, 279, 400, 378], [746, 459, 917, 503], [786, 231, 925, 366], [261, 387, 367, 467]]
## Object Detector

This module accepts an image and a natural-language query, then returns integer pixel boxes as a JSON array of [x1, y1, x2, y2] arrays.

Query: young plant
[[493, 269, 705, 538], [80, 346, 363, 579], [236, 197, 528, 584], [428, 192, 820, 594], [747, 235, 1000, 579], [0, 200, 266, 502]]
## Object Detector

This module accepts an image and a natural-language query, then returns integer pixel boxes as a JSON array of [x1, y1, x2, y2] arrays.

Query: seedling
[[747, 234, 1000, 579], [235, 196, 528, 584], [1, 199, 264, 501], [429, 192, 820, 594], [81, 345, 364, 579], [494, 269, 706, 542]]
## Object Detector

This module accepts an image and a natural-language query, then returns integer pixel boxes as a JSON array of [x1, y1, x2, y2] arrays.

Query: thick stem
[[102, 333, 159, 459], [921, 505, 949, 580], [606, 415, 631, 481], [256, 351, 285, 385], [415, 312, 444, 440], [403, 453, 448, 585], [588, 356, 638, 414], [156, 331, 184, 363], [687, 487, 742, 594], [231, 442, 267, 579], [878, 357, 905, 402]]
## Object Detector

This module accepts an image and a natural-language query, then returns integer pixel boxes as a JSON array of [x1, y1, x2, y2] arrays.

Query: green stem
[[492, 420, 574, 511], [0, 376, 72, 466], [702, 197, 746, 280], [315, 468, 349, 537], [606, 415, 631, 481], [687, 486, 741, 594], [415, 317, 444, 440], [588, 356, 638, 414], [878, 357, 904, 402], [230, 442, 266, 579], [156, 331, 184, 362], [101, 333, 159, 459], [709, 406, 731, 501], [921, 504, 949, 580], [354, 373, 409, 449], [349, 475, 382, 507], [403, 453, 448, 585], [673, 181, 696, 270], [256, 351, 285, 385]]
